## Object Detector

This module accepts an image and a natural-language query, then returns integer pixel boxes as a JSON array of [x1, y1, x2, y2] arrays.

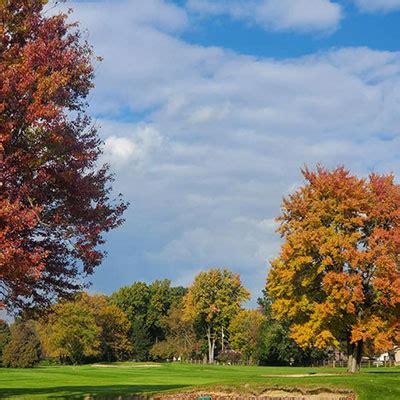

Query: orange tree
[[0, 1, 127, 312], [267, 166, 400, 372]]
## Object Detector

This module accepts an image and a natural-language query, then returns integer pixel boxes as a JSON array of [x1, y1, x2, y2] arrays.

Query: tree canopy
[[0, 0, 127, 312], [267, 166, 400, 372], [38, 293, 131, 364], [229, 309, 265, 364], [2, 320, 41, 368], [111, 280, 187, 361], [183, 268, 250, 363]]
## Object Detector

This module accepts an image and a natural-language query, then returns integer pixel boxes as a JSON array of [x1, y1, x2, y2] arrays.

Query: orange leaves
[[323, 271, 364, 314], [350, 316, 394, 351], [267, 165, 400, 355]]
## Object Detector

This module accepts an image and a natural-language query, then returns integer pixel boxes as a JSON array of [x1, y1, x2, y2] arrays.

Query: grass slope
[[0, 363, 399, 399]]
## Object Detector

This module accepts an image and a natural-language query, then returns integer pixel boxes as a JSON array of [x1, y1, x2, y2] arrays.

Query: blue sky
[[57, 0, 400, 304]]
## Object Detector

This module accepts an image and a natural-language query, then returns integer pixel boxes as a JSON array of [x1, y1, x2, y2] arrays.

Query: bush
[[216, 350, 242, 364], [2, 321, 42, 368]]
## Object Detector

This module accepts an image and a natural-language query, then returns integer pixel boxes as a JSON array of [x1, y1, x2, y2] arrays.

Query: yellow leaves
[[183, 268, 250, 326], [351, 316, 385, 345], [229, 310, 266, 356], [290, 305, 339, 350], [315, 330, 339, 349]]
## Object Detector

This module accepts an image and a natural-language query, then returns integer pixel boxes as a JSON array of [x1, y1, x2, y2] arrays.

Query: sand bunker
[[154, 389, 355, 400], [91, 363, 161, 368]]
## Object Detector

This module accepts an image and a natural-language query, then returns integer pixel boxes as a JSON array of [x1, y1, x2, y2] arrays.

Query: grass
[[0, 362, 399, 399]]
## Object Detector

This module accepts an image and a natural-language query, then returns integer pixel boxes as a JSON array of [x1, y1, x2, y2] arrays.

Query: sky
[[55, 0, 400, 304]]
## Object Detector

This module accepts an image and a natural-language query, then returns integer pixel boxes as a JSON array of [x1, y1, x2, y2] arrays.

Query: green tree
[[130, 318, 151, 361], [2, 321, 42, 368], [0, 320, 10, 366], [147, 280, 187, 343], [111, 282, 151, 360], [229, 309, 265, 365], [111, 282, 150, 321], [111, 280, 187, 360], [257, 290, 327, 366], [183, 268, 250, 363]]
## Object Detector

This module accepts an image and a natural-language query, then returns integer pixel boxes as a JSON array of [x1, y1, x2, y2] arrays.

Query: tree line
[[0, 271, 326, 368]]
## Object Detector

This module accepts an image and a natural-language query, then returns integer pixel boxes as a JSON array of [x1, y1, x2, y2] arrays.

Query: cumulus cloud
[[352, 0, 400, 12], [187, 0, 342, 33], [102, 123, 163, 169], [58, 1, 400, 300]]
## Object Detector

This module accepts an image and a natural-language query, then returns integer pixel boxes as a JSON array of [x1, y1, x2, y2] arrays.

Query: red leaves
[[1, 1, 127, 312]]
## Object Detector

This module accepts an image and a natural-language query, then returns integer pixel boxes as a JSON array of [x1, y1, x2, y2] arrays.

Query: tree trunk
[[221, 326, 225, 352], [348, 340, 363, 373], [206, 326, 215, 364], [211, 337, 216, 364]]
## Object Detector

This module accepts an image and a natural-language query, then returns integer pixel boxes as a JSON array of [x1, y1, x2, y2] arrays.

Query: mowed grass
[[0, 362, 399, 399]]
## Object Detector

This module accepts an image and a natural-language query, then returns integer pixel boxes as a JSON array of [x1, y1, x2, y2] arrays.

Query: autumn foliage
[[0, 1, 127, 311], [183, 268, 250, 363], [38, 293, 132, 364], [267, 166, 400, 371]]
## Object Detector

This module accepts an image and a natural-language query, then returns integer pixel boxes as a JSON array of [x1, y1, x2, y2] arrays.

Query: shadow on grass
[[0, 384, 189, 399], [365, 371, 400, 375]]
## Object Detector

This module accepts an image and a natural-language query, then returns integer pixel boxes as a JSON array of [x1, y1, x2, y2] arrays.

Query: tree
[[147, 280, 187, 343], [267, 166, 400, 372], [150, 303, 196, 361], [111, 280, 187, 360], [257, 290, 327, 367], [229, 309, 265, 365], [39, 293, 131, 364], [0, 320, 10, 366], [82, 293, 132, 362], [38, 295, 101, 364], [111, 282, 151, 360], [0, 0, 127, 312], [183, 268, 250, 364], [2, 321, 42, 368]]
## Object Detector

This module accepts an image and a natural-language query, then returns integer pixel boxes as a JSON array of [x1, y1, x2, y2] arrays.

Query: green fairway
[[0, 363, 399, 399]]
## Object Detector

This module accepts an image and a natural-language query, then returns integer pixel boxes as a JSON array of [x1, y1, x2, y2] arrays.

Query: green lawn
[[0, 362, 399, 399]]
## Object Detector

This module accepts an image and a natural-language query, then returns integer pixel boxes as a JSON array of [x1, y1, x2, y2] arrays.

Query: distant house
[[377, 346, 400, 366], [395, 346, 400, 366]]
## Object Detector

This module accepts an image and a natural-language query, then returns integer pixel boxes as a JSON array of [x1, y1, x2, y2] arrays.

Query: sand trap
[[91, 363, 161, 368], [155, 389, 355, 400]]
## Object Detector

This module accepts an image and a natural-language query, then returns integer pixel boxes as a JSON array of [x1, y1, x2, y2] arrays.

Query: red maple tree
[[0, 0, 127, 312]]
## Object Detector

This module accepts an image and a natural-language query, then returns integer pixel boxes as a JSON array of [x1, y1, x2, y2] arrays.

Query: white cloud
[[58, 0, 400, 300], [187, 0, 342, 33], [70, 0, 188, 33], [352, 0, 400, 12], [102, 123, 163, 169]]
